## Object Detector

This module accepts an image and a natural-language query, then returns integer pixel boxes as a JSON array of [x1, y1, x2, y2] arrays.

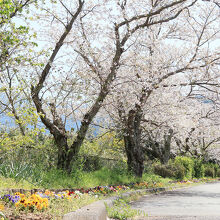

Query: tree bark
[[161, 129, 173, 164], [123, 106, 145, 177], [124, 135, 144, 177], [54, 134, 69, 170]]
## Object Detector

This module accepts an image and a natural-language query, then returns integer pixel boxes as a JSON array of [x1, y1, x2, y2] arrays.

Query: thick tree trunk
[[64, 111, 102, 172], [124, 135, 144, 177], [54, 134, 69, 170], [64, 139, 82, 172], [124, 106, 145, 177]]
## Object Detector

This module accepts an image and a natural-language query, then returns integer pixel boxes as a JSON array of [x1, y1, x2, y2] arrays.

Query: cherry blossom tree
[[30, 0, 205, 172], [142, 85, 220, 163], [102, 0, 220, 176]]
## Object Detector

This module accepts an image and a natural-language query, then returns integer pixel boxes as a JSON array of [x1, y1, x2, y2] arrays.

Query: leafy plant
[[174, 156, 194, 179], [193, 158, 204, 178], [105, 198, 147, 220], [153, 163, 185, 180], [204, 167, 215, 178], [216, 169, 220, 177]]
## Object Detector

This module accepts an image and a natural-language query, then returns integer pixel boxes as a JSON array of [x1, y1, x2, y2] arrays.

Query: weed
[[105, 198, 147, 220]]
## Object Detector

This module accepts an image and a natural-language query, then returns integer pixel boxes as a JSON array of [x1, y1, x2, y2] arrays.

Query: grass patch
[[47, 194, 98, 219], [0, 168, 172, 219], [0, 177, 35, 190], [0, 168, 172, 190], [106, 198, 147, 220]]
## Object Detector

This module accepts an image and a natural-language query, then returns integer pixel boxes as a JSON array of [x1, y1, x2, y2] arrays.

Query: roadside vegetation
[[1, 137, 220, 219]]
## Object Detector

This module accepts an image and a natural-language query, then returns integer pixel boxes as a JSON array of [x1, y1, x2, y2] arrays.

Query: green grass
[[48, 194, 98, 219], [0, 167, 171, 190], [0, 177, 35, 190], [106, 198, 147, 220]]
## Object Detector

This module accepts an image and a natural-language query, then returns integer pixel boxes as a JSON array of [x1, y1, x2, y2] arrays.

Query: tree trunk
[[54, 134, 69, 170], [65, 139, 82, 172], [124, 135, 144, 177], [124, 107, 144, 177], [64, 112, 98, 172], [161, 129, 173, 164]]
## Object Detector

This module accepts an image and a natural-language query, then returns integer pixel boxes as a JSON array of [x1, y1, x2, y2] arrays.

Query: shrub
[[174, 164, 185, 180], [82, 155, 102, 171], [174, 156, 194, 179], [213, 164, 219, 177], [193, 158, 204, 178], [216, 169, 220, 177], [203, 163, 220, 178], [153, 163, 185, 180], [204, 167, 215, 177], [153, 164, 175, 178]]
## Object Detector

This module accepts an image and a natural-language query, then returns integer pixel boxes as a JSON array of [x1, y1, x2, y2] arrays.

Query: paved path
[[130, 182, 220, 220]]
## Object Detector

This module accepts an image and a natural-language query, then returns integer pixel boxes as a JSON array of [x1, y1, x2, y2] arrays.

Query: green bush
[[204, 167, 215, 177], [174, 164, 186, 180], [213, 163, 219, 177], [216, 169, 220, 177], [174, 156, 194, 179], [203, 163, 219, 178], [81, 155, 103, 171], [153, 163, 185, 180], [153, 164, 175, 178], [193, 158, 204, 178]]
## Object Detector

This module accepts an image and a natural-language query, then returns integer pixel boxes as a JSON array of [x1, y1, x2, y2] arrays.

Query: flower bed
[[0, 182, 163, 219]]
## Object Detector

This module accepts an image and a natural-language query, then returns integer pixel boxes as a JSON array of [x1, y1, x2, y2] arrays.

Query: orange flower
[[44, 190, 50, 195], [36, 203, 43, 210]]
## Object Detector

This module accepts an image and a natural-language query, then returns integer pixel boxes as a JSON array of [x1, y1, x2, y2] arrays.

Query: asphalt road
[[130, 182, 220, 220]]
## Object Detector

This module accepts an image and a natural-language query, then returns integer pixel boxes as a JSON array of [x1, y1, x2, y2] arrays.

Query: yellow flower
[[42, 198, 48, 203], [19, 199, 26, 204], [15, 201, 20, 208], [36, 203, 43, 210], [45, 190, 50, 195], [20, 194, 25, 199], [30, 194, 37, 200], [42, 202, 48, 208], [26, 200, 32, 207], [31, 200, 36, 206], [0, 202, 4, 211], [23, 201, 28, 208]]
